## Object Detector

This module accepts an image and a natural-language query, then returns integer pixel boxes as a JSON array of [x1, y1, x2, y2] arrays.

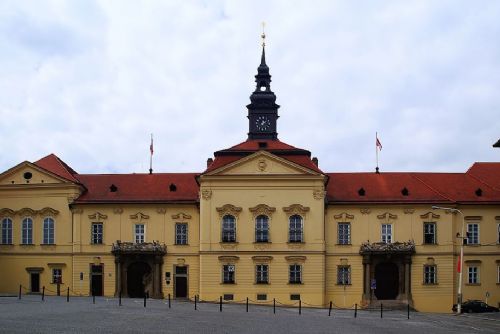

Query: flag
[[150, 135, 154, 155], [457, 254, 461, 273], [376, 136, 382, 151]]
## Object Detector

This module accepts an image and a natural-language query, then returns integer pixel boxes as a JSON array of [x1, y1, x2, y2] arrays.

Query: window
[[290, 294, 301, 301], [497, 224, 500, 244], [91, 223, 103, 244], [223, 264, 235, 284], [381, 224, 392, 243], [223, 294, 234, 301], [256, 264, 268, 284], [257, 294, 267, 301], [468, 266, 479, 284], [338, 223, 351, 245], [43, 218, 55, 244], [289, 215, 303, 242], [221, 215, 236, 242], [423, 265, 437, 284], [175, 223, 188, 245], [255, 215, 269, 242], [52, 268, 62, 284], [134, 224, 145, 243], [289, 264, 302, 284], [423, 222, 436, 244], [497, 265, 500, 284], [337, 266, 351, 285], [22, 218, 33, 244], [466, 223, 479, 245], [1, 218, 12, 244]]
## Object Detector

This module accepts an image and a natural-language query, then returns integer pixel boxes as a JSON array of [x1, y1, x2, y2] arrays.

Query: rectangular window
[[381, 224, 392, 243], [256, 264, 269, 284], [289, 215, 303, 243], [497, 265, 500, 284], [289, 264, 302, 284], [337, 266, 351, 285], [1, 218, 13, 244], [497, 224, 500, 244], [223, 294, 234, 301], [52, 268, 62, 284], [22, 218, 33, 244], [423, 265, 437, 284], [135, 224, 145, 243], [175, 223, 188, 245], [91, 223, 103, 244], [338, 223, 351, 245], [423, 222, 436, 244], [290, 294, 301, 301], [43, 218, 55, 244], [221, 215, 236, 242], [257, 294, 267, 301], [223, 264, 235, 284], [466, 224, 479, 245], [255, 216, 269, 243], [468, 266, 479, 284]]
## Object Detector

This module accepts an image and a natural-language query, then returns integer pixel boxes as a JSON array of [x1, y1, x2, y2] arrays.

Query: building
[[1, 43, 499, 313]]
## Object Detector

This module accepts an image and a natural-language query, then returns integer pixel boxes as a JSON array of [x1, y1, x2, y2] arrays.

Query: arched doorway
[[375, 262, 399, 300], [127, 262, 152, 298]]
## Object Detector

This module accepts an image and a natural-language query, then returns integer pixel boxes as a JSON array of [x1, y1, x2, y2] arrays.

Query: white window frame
[[337, 266, 351, 285], [338, 222, 351, 245], [256, 264, 269, 284], [1, 217, 13, 244], [255, 215, 269, 243], [91, 223, 103, 244], [222, 264, 235, 284], [43, 217, 55, 245], [466, 223, 479, 245], [221, 215, 236, 243], [52, 268, 62, 284], [289, 215, 303, 243], [468, 266, 479, 284], [175, 223, 188, 245], [423, 265, 437, 284], [381, 224, 392, 243], [423, 222, 436, 244], [289, 264, 302, 284], [22, 217, 33, 245], [134, 224, 145, 243]]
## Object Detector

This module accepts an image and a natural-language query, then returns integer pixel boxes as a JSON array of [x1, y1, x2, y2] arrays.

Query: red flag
[[150, 136, 154, 155], [457, 254, 461, 273], [376, 136, 382, 151]]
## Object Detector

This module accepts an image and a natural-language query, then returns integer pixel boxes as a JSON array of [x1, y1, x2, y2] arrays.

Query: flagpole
[[375, 132, 379, 174], [149, 133, 153, 175]]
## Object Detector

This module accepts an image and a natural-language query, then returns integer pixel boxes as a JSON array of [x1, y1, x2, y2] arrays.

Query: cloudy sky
[[1, 0, 499, 175]]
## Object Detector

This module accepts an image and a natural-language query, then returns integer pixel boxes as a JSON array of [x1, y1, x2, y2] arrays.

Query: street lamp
[[431, 206, 466, 314]]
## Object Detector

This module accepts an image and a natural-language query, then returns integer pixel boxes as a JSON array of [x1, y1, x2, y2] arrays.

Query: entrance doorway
[[30, 273, 40, 293], [127, 262, 152, 298], [174, 266, 188, 298], [90, 264, 104, 296], [375, 262, 399, 300]]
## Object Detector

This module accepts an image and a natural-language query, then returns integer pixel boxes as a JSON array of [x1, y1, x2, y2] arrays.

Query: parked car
[[452, 300, 500, 313]]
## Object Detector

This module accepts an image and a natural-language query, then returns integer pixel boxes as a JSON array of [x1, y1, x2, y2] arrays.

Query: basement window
[[169, 183, 177, 192], [109, 184, 118, 192], [290, 294, 301, 301], [223, 294, 234, 301], [358, 188, 365, 196]]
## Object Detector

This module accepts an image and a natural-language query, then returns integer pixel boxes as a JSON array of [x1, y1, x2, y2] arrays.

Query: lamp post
[[432, 206, 465, 314]]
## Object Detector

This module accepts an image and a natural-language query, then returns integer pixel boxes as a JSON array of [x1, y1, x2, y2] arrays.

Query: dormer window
[[258, 142, 267, 148], [109, 184, 118, 192], [401, 187, 409, 196], [169, 183, 177, 192], [475, 188, 482, 197], [358, 188, 366, 196]]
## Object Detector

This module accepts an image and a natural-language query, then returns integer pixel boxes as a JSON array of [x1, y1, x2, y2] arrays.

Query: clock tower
[[247, 38, 280, 140]]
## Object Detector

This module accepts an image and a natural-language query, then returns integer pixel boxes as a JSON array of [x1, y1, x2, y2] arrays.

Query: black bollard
[[246, 297, 249, 313], [119, 291, 122, 306], [273, 298, 276, 314], [42, 286, 45, 301], [93, 294, 95, 304], [407, 303, 410, 319], [354, 303, 357, 318], [299, 300, 302, 315], [168, 293, 171, 308], [329, 301, 332, 316], [66, 287, 69, 302], [144, 293, 147, 308], [18, 284, 21, 300], [195, 295, 197, 310], [57, 282, 60, 296], [219, 296, 222, 312], [380, 303, 383, 318]]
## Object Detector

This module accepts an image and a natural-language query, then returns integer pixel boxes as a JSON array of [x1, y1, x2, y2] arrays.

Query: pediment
[[0, 161, 71, 185], [206, 151, 319, 176]]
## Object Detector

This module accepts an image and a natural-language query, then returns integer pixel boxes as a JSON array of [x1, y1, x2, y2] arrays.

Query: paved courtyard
[[1, 295, 499, 333]]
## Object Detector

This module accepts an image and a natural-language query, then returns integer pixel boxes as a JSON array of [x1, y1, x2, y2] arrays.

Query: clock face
[[255, 116, 271, 131]]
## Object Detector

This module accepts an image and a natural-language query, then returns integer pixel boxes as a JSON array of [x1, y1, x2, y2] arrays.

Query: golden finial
[[261, 21, 266, 46]]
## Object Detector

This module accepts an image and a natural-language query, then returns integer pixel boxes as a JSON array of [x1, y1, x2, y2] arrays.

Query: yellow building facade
[[1, 45, 499, 313]]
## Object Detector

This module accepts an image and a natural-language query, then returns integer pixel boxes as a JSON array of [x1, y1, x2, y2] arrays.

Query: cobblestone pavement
[[1, 295, 499, 333]]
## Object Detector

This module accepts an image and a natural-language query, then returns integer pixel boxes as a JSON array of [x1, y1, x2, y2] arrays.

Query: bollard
[[144, 293, 147, 308], [57, 282, 61, 296], [18, 284, 22, 300], [219, 296, 222, 312], [93, 294, 95, 304], [66, 287, 69, 302], [42, 286, 45, 301], [329, 301, 332, 316], [407, 303, 410, 319], [299, 300, 302, 315], [380, 303, 383, 318], [246, 297, 249, 313], [195, 295, 197, 311], [354, 303, 357, 318], [273, 298, 276, 314], [168, 293, 171, 309], [119, 291, 122, 306]]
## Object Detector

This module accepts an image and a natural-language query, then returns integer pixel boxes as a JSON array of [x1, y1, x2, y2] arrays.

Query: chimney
[[207, 158, 213, 168], [312, 157, 318, 166]]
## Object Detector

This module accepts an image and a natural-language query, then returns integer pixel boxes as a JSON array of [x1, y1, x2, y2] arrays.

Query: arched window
[[43, 218, 55, 244], [221, 215, 236, 242], [255, 215, 269, 243], [22, 217, 33, 244], [1, 218, 13, 244], [289, 215, 303, 243]]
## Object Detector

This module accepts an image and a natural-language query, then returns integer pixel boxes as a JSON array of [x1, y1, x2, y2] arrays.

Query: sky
[[1, 0, 499, 175]]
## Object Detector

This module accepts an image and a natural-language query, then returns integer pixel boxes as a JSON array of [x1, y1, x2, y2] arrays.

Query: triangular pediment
[[0, 161, 73, 186], [206, 151, 319, 176]]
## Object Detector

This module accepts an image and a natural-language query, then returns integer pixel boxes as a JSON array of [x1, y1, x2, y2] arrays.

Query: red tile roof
[[34, 154, 80, 183], [74, 173, 199, 203], [466, 162, 500, 190]]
